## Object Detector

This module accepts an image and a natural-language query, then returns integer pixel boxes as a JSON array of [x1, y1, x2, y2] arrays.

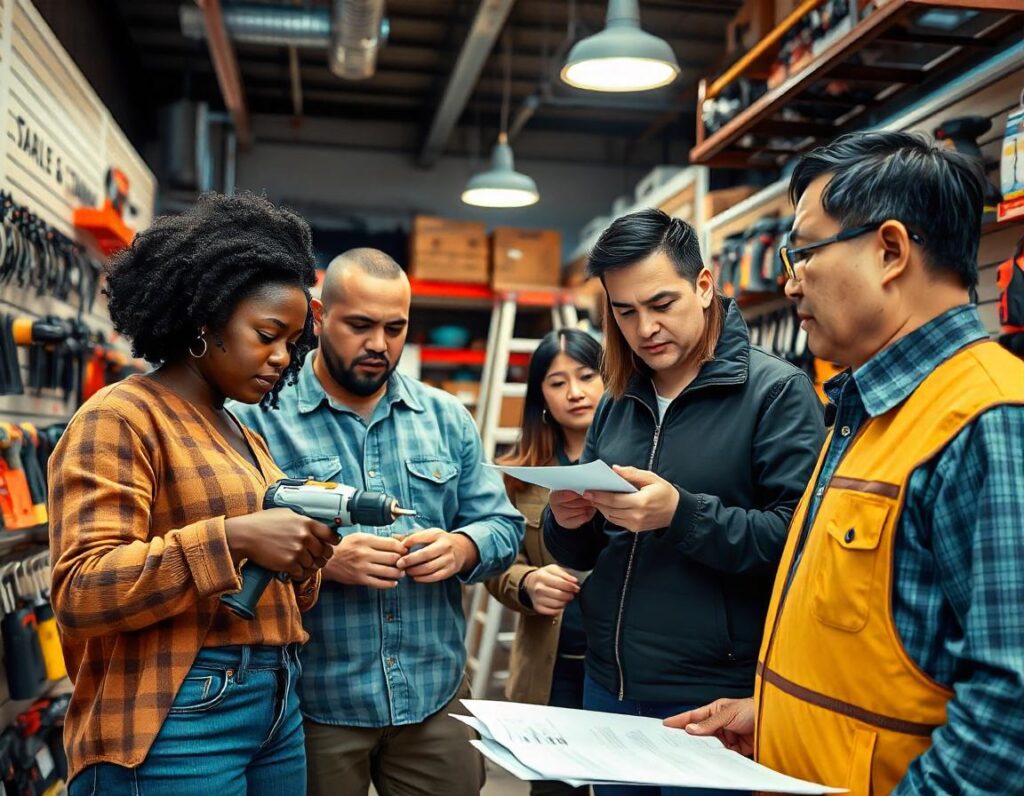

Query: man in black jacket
[[545, 209, 824, 796]]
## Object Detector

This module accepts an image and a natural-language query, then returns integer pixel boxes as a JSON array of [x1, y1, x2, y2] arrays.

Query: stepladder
[[464, 287, 579, 698], [475, 289, 579, 461]]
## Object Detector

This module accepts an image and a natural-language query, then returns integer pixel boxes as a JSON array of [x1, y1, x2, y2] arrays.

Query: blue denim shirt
[[796, 305, 1024, 794], [232, 358, 524, 727]]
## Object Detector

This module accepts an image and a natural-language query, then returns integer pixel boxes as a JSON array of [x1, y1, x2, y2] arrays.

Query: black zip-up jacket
[[544, 299, 825, 705]]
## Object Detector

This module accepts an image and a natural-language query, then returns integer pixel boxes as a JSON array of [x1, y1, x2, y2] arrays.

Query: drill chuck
[[222, 478, 414, 619]]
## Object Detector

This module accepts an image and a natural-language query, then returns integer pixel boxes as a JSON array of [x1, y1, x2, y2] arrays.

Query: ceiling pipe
[[328, 0, 386, 80], [181, 3, 331, 47], [418, 0, 517, 169], [180, 2, 388, 78]]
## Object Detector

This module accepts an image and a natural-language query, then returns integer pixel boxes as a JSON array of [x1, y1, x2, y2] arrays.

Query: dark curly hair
[[105, 191, 317, 408]]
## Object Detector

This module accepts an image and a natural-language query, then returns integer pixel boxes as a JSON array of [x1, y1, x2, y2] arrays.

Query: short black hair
[[105, 191, 317, 408], [587, 208, 703, 281], [789, 130, 985, 289]]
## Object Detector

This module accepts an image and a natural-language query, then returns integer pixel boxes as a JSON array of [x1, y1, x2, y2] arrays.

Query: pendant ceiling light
[[462, 33, 539, 208], [561, 0, 680, 93]]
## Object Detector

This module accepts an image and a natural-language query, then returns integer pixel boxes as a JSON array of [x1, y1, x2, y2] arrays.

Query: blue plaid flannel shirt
[[801, 305, 1024, 794], [233, 358, 524, 727]]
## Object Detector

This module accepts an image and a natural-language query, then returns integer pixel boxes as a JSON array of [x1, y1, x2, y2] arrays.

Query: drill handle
[[220, 563, 283, 621]]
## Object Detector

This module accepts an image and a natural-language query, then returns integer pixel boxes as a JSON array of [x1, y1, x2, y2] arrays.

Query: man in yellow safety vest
[[666, 130, 1024, 795]]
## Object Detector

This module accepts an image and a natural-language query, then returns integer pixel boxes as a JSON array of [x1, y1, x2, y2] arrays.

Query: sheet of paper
[[471, 740, 616, 789], [484, 460, 638, 495], [449, 713, 494, 740], [462, 701, 846, 794]]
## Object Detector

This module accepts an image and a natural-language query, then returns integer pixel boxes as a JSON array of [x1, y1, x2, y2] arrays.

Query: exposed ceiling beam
[[418, 0, 517, 167], [289, 46, 303, 121], [195, 0, 252, 147]]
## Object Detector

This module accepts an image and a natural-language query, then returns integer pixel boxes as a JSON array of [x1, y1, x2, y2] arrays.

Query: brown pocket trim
[[757, 662, 939, 737], [828, 476, 900, 499]]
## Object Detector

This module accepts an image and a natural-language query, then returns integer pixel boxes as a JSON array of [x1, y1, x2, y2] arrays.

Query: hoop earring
[[542, 408, 549, 425], [188, 334, 208, 359]]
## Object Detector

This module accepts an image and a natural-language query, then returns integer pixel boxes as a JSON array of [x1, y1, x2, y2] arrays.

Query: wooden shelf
[[691, 0, 1023, 168], [982, 213, 1024, 235]]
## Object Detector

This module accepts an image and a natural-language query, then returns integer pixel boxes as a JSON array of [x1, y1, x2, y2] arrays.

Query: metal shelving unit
[[691, 0, 1024, 168]]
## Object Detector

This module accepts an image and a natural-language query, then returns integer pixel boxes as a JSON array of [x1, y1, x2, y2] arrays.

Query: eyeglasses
[[779, 221, 925, 282]]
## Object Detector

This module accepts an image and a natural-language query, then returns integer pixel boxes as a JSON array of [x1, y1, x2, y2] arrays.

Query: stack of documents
[[452, 701, 844, 793]]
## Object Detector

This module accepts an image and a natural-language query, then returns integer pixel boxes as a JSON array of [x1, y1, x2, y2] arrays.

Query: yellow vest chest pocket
[[811, 490, 893, 633]]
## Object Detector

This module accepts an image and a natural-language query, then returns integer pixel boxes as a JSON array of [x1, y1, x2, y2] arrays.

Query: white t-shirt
[[655, 391, 672, 423]]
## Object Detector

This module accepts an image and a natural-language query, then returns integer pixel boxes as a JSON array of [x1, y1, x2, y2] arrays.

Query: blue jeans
[[583, 674, 746, 796], [69, 645, 306, 796]]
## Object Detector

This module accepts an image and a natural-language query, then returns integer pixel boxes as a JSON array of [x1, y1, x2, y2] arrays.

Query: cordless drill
[[221, 478, 416, 619]]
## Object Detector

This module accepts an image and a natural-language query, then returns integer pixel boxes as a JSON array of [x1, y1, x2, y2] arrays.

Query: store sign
[[0, 0, 154, 239], [11, 114, 99, 207]]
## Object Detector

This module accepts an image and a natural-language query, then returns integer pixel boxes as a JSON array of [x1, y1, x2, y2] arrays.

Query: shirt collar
[[296, 353, 425, 416], [833, 304, 987, 418]]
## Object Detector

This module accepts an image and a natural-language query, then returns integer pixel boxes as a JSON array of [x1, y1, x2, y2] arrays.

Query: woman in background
[[486, 328, 605, 796]]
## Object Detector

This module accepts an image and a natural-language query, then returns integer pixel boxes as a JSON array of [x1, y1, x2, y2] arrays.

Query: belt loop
[[236, 645, 251, 684]]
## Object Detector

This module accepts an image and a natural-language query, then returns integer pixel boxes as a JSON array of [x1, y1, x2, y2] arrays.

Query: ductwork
[[180, 2, 386, 79], [328, 0, 386, 80], [180, 4, 331, 48]]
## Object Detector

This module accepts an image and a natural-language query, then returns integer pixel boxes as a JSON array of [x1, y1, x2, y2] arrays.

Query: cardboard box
[[409, 216, 489, 284], [703, 186, 758, 222], [491, 227, 562, 290]]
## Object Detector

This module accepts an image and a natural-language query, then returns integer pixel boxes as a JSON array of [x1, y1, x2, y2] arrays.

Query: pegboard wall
[[0, 0, 155, 738], [0, 0, 155, 427]]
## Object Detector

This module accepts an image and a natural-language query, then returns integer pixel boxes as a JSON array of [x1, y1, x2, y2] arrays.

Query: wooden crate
[[409, 216, 489, 283], [491, 228, 562, 290]]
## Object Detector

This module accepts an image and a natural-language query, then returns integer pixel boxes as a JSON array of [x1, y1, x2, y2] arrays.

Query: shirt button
[[385, 613, 395, 622], [844, 529, 856, 544], [840, 425, 852, 437], [368, 469, 377, 478], [815, 487, 824, 498], [386, 656, 396, 667]]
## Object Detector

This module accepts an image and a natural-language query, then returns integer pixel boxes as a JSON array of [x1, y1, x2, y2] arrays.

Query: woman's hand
[[523, 565, 580, 615], [225, 508, 338, 581], [549, 490, 597, 529]]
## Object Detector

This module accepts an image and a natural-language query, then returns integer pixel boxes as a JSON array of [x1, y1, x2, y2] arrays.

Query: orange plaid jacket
[[48, 375, 319, 781]]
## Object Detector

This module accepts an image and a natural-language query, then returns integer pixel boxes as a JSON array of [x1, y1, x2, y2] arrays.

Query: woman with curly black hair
[[49, 192, 337, 795]]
